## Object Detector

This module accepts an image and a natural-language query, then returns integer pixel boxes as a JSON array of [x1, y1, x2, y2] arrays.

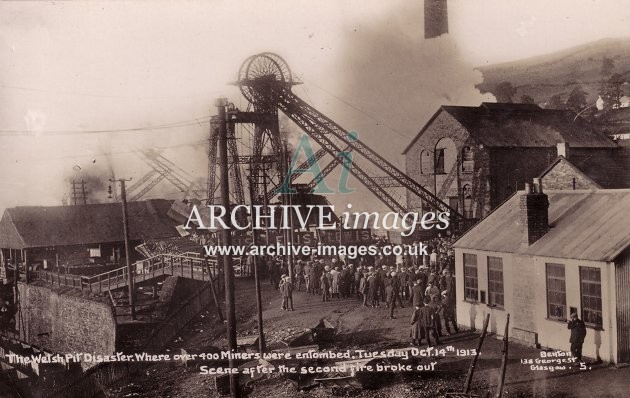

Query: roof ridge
[[9, 199, 164, 210], [534, 188, 630, 193], [0, 199, 178, 249], [406, 103, 617, 150], [453, 190, 630, 261]]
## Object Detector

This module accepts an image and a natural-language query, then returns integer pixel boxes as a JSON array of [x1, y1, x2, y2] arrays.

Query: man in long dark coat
[[418, 296, 440, 346], [411, 279, 425, 309], [568, 312, 587, 362]]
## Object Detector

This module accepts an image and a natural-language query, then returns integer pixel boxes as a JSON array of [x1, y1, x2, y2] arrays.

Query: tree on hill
[[546, 94, 565, 109], [494, 81, 517, 103], [600, 73, 625, 111], [566, 86, 588, 113], [600, 56, 615, 77], [520, 95, 535, 104]]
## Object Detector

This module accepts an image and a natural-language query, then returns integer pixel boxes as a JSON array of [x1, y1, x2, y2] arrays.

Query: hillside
[[476, 37, 630, 106]]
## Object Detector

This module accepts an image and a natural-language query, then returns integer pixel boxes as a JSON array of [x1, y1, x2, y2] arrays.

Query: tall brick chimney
[[520, 178, 549, 246], [425, 0, 448, 39]]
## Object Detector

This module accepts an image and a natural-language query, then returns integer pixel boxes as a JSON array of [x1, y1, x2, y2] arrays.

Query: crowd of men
[[251, 235, 459, 347]]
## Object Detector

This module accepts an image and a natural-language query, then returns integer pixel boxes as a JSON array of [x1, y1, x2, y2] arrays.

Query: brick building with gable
[[403, 102, 621, 220]]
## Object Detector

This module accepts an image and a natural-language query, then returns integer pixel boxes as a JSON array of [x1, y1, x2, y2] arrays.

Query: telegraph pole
[[261, 164, 271, 245], [110, 178, 135, 320], [247, 171, 266, 354], [217, 98, 239, 398], [282, 140, 294, 283]]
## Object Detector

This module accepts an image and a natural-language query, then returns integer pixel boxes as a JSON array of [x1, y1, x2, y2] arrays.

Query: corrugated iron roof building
[[452, 187, 630, 363]]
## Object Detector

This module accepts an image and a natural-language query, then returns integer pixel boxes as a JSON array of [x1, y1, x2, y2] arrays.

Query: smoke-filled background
[[289, 2, 495, 211], [1, 0, 629, 213]]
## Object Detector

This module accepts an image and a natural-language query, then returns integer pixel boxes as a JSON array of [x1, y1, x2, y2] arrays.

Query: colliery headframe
[[207, 52, 464, 228]]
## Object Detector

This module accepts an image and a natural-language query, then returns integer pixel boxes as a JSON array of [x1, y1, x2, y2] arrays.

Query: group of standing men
[[285, 251, 459, 347], [246, 236, 459, 348]]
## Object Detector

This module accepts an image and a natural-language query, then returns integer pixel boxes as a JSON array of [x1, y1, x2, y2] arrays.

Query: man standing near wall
[[568, 312, 587, 362]]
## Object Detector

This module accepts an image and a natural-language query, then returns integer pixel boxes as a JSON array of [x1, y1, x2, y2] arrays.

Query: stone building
[[539, 144, 630, 190], [452, 182, 630, 363], [403, 103, 619, 220]]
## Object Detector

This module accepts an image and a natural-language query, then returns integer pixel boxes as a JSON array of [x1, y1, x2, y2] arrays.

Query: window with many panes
[[463, 253, 478, 301], [435, 148, 445, 174], [546, 263, 566, 320], [487, 256, 504, 307], [580, 267, 602, 328]]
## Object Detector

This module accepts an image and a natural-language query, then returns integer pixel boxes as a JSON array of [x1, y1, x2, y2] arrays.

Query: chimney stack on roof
[[520, 179, 549, 247], [424, 0, 448, 39], [557, 142, 569, 159]]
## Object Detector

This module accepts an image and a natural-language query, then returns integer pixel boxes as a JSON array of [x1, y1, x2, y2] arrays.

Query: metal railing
[[34, 254, 241, 294], [34, 271, 84, 289]]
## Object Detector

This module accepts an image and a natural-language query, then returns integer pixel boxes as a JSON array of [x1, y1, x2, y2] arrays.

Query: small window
[[487, 256, 504, 307], [462, 146, 474, 173], [420, 150, 431, 174], [89, 247, 101, 258], [580, 267, 602, 328], [435, 148, 445, 174], [546, 263, 566, 320], [462, 185, 473, 219], [463, 253, 478, 301]]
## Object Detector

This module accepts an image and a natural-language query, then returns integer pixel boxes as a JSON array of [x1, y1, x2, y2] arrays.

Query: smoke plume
[[334, 4, 494, 160], [300, 3, 494, 212]]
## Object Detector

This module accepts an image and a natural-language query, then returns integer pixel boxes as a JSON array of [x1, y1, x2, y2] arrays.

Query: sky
[[1, 0, 629, 212]]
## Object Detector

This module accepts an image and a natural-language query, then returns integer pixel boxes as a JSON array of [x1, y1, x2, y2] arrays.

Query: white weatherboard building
[[452, 183, 630, 363]]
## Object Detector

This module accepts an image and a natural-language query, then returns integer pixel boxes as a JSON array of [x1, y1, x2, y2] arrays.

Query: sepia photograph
[[0, 1, 629, 397]]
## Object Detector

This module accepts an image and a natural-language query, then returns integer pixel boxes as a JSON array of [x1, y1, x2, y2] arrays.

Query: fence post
[[464, 313, 491, 393], [495, 313, 510, 398]]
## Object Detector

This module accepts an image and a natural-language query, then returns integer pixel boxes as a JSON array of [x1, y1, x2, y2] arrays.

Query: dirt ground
[[107, 278, 630, 398]]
